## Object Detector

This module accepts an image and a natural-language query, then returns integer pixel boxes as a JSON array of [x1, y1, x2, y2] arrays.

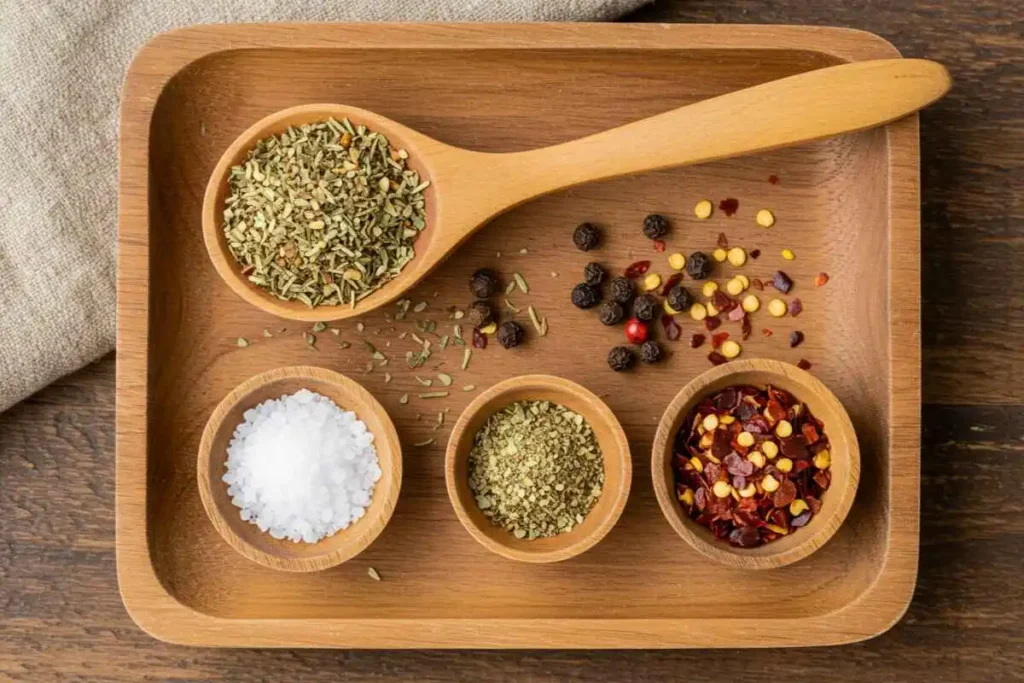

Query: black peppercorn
[[685, 251, 714, 280], [667, 284, 694, 313], [497, 321, 524, 348], [572, 222, 601, 251], [608, 346, 635, 371], [642, 214, 669, 240], [467, 300, 494, 327], [632, 294, 658, 321], [608, 276, 635, 304], [583, 262, 606, 287], [468, 268, 498, 298], [598, 301, 624, 326], [640, 340, 662, 364], [570, 283, 600, 309]]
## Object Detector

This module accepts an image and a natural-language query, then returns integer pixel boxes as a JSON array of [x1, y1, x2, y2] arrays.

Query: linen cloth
[[0, 0, 647, 412]]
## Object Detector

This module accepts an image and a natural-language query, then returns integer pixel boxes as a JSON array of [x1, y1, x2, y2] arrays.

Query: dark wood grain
[[1, 0, 1022, 679]]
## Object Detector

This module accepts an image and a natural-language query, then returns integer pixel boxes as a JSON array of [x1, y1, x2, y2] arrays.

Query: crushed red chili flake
[[768, 175, 780, 185], [704, 316, 722, 331], [711, 331, 729, 348], [815, 272, 830, 287], [708, 351, 728, 365], [690, 333, 706, 348], [661, 273, 683, 296], [624, 260, 651, 279], [788, 298, 803, 317], [727, 306, 745, 322], [751, 278, 764, 291], [773, 271, 794, 294], [718, 198, 739, 216], [472, 328, 488, 349], [749, 248, 761, 260], [762, 327, 774, 337], [797, 359, 812, 370], [741, 315, 752, 340], [711, 290, 737, 313], [661, 314, 682, 341], [672, 384, 832, 548], [789, 330, 805, 348], [654, 240, 667, 253], [717, 232, 729, 249]]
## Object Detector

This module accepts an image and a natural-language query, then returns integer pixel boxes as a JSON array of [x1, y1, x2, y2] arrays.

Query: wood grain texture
[[195, 366, 402, 573], [116, 22, 919, 648], [444, 375, 632, 564], [650, 359, 860, 570], [1, 0, 1022, 678]]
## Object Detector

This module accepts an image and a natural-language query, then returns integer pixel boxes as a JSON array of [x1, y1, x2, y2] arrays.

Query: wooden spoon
[[203, 58, 950, 321]]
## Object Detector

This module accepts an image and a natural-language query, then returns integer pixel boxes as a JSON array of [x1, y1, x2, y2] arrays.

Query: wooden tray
[[116, 23, 920, 648]]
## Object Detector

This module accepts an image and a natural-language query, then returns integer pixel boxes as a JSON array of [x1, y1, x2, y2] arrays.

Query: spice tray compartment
[[117, 23, 920, 648]]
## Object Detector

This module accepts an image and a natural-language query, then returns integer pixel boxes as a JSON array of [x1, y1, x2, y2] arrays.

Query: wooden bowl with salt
[[197, 366, 402, 572], [445, 374, 631, 563], [651, 359, 860, 570]]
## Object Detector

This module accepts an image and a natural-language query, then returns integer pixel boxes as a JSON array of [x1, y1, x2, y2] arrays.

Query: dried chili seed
[[472, 328, 488, 349], [773, 271, 794, 294], [685, 252, 714, 280], [607, 345, 635, 371], [573, 222, 601, 251], [815, 272, 830, 287], [598, 301, 625, 326], [718, 198, 739, 216], [690, 333, 706, 348], [469, 268, 499, 298], [789, 330, 805, 348], [583, 262, 606, 286], [666, 284, 694, 312], [661, 314, 682, 342], [797, 359, 812, 370], [643, 214, 670, 240], [609, 276, 635, 304], [571, 283, 600, 309], [624, 260, 652, 279], [708, 351, 727, 365], [789, 298, 803, 317]]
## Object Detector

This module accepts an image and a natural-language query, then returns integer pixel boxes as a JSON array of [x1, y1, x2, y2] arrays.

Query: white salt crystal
[[222, 389, 381, 544]]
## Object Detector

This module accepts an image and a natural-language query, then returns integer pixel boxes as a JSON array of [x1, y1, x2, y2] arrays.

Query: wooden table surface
[[1, 1, 1021, 680]]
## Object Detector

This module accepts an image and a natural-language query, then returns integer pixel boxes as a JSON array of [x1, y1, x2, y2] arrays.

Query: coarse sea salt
[[222, 389, 381, 544]]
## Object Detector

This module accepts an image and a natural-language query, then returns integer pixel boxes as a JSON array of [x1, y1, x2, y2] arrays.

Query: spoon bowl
[[203, 59, 950, 321]]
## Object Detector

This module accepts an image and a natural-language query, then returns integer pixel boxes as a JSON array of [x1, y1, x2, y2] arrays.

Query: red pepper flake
[[762, 327, 774, 337], [727, 306, 745, 322], [815, 272, 830, 287], [741, 314, 752, 340], [703, 315, 722, 331], [711, 331, 730, 348], [718, 198, 739, 217], [660, 314, 682, 341], [788, 297, 803, 317], [472, 328, 488, 349], [797, 359, 812, 370], [654, 240, 666, 253], [751, 278, 764, 291], [624, 260, 651, 279], [717, 232, 729, 249], [690, 333, 706, 348], [661, 273, 683, 296], [789, 330, 805, 348], [773, 271, 794, 294], [768, 174, 780, 185], [708, 351, 728, 365], [749, 249, 761, 260]]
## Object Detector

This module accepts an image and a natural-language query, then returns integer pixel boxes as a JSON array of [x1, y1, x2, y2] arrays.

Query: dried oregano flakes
[[222, 117, 429, 308]]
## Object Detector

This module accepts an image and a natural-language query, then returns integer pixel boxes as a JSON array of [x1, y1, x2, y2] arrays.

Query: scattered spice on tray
[[815, 272, 830, 287], [571, 283, 600, 309], [469, 268, 499, 298], [222, 389, 381, 543], [222, 118, 428, 308], [572, 222, 601, 251], [608, 345, 635, 371], [768, 175, 780, 185], [694, 199, 713, 219], [609, 277, 636, 304], [718, 197, 739, 216], [497, 321, 524, 348], [625, 318, 649, 344], [468, 400, 604, 539], [583, 262, 606, 286], [756, 209, 775, 228], [642, 214, 670, 240], [672, 384, 832, 547], [640, 340, 663, 364]]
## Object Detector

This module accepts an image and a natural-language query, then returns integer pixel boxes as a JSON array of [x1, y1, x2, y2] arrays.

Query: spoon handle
[[497, 59, 949, 202]]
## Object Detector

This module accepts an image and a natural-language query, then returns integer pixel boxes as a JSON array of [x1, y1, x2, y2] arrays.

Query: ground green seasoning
[[222, 118, 429, 307], [468, 400, 604, 539]]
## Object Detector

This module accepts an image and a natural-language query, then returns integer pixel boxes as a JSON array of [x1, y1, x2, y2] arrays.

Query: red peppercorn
[[624, 317, 649, 345]]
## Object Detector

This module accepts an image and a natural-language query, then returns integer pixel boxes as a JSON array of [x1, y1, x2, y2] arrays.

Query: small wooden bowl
[[651, 359, 860, 570], [197, 366, 402, 572], [445, 375, 631, 563]]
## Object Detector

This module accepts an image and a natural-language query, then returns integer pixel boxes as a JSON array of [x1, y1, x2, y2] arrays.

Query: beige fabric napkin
[[0, 0, 647, 412]]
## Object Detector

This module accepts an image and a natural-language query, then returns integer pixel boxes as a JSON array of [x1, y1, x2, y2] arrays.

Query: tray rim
[[115, 21, 920, 649]]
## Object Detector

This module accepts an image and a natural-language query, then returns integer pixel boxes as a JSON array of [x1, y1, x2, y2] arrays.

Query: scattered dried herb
[[236, 337, 250, 347], [367, 567, 382, 581], [513, 272, 530, 294], [419, 391, 449, 399]]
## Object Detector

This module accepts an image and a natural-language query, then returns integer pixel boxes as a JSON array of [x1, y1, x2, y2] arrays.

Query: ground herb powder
[[468, 400, 604, 539]]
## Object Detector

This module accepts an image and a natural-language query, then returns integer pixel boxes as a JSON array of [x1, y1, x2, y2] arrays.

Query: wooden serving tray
[[116, 23, 920, 648]]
